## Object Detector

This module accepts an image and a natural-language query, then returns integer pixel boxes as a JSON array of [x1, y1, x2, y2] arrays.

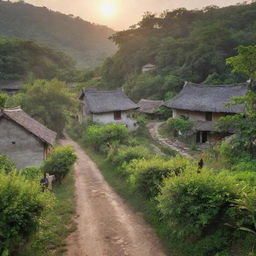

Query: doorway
[[196, 131, 208, 143]]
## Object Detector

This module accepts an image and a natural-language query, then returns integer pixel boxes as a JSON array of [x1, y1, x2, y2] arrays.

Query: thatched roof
[[138, 99, 163, 114], [80, 89, 138, 113], [165, 82, 248, 113], [0, 107, 57, 145], [0, 81, 23, 91]]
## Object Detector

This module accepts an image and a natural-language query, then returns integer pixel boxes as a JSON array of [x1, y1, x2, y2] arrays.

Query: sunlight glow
[[100, 2, 116, 17]]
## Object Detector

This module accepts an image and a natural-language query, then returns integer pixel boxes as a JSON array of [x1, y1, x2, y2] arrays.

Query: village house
[[142, 63, 157, 72], [164, 82, 248, 143], [138, 99, 163, 118], [0, 107, 57, 169], [79, 89, 139, 131], [0, 81, 23, 95]]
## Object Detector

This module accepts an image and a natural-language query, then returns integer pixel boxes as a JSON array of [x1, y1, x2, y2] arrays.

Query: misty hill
[[0, 38, 78, 81], [0, 1, 116, 68], [95, 3, 256, 100]]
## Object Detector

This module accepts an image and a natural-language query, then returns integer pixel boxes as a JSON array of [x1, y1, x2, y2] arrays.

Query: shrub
[[127, 156, 193, 198], [83, 123, 129, 151], [0, 172, 54, 255], [157, 170, 241, 254], [20, 167, 42, 181], [41, 146, 77, 182], [107, 145, 151, 167], [0, 155, 16, 173], [167, 116, 193, 134]]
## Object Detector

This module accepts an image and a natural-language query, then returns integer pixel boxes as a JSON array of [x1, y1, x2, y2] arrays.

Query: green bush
[[157, 170, 241, 254], [127, 156, 193, 198], [0, 172, 54, 255], [41, 146, 77, 182], [0, 155, 16, 173], [167, 116, 193, 134], [83, 123, 129, 152], [20, 167, 42, 181], [107, 145, 151, 167]]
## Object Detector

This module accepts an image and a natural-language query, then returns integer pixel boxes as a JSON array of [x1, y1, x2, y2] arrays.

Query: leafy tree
[[0, 155, 16, 173], [218, 45, 256, 157], [7, 79, 78, 135]]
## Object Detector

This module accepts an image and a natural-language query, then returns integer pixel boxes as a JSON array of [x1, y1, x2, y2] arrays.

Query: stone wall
[[0, 118, 45, 169]]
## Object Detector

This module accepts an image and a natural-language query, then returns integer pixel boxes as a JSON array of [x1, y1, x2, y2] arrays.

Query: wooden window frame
[[205, 112, 213, 121], [114, 111, 122, 120]]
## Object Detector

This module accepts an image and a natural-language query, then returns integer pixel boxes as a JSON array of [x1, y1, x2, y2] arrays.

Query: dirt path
[[147, 122, 192, 159], [60, 137, 167, 256]]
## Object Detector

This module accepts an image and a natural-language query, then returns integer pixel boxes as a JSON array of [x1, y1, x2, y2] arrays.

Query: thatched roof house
[[79, 89, 139, 131], [164, 82, 249, 143], [165, 82, 248, 114], [0, 81, 23, 95], [138, 99, 164, 114], [0, 107, 57, 168], [80, 89, 138, 114]]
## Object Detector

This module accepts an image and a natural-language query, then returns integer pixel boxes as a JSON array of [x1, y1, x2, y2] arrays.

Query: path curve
[[147, 122, 192, 159], [61, 137, 167, 256]]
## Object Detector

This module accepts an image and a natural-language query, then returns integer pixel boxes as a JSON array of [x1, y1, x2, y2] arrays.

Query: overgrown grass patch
[[19, 170, 76, 256]]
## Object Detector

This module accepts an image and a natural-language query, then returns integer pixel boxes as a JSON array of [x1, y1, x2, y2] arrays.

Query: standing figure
[[197, 158, 204, 174], [40, 173, 49, 192]]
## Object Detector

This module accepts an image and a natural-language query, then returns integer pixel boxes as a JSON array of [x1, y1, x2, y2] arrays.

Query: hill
[[0, 38, 77, 81], [94, 3, 256, 100], [0, 1, 116, 68]]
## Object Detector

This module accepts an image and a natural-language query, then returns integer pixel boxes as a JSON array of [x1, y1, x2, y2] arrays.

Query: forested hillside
[[0, 38, 78, 81], [94, 2, 256, 100], [0, 1, 116, 68]]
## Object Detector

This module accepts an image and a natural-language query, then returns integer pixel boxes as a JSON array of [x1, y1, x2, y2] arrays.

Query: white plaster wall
[[0, 118, 45, 169], [92, 111, 138, 131]]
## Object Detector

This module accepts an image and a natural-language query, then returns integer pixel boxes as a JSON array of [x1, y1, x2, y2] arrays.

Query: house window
[[114, 111, 122, 120], [205, 112, 212, 121]]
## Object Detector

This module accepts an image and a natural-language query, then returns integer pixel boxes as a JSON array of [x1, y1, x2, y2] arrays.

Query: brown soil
[[60, 137, 167, 256]]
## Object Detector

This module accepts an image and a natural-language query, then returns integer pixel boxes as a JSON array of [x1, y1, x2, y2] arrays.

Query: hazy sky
[[22, 0, 243, 30]]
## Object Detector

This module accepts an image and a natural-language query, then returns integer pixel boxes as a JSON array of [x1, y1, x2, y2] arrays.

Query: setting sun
[[100, 2, 116, 17]]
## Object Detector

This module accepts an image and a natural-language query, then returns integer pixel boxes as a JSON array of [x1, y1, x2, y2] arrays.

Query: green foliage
[[0, 38, 77, 81], [158, 170, 241, 254], [0, 172, 54, 255], [83, 124, 129, 152], [227, 45, 256, 80], [20, 167, 42, 181], [107, 145, 151, 167], [41, 146, 77, 182], [7, 79, 78, 135], [0, 93, 8, 108], [127, 156, 192, 198], [167, 116, 194, 134], [0, 155, 16, 173], [0, 1, 116, 69], [96, 3, 255, 99]]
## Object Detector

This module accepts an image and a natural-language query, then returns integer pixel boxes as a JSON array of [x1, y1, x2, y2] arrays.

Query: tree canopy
[[93, 3, 256, 100], [7, 79, 78, 135]]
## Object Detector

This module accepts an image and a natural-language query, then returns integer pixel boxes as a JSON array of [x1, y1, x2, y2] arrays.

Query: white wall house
[[164, 82, 248, 143], [79, 89, 139, 131]]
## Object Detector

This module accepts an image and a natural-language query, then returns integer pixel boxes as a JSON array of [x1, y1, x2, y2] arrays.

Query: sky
[[21, 0, 243, 30]]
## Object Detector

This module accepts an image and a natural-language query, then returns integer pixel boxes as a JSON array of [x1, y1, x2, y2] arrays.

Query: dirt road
[[61, 138, 166, 256]]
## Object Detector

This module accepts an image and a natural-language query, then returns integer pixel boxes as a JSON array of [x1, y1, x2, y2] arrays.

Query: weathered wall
[[92, 111, 138, 131], [173, 109, 226, 121], [0, 118, 45, 169]]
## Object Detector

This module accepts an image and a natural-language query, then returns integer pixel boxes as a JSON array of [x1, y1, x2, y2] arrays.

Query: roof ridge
[[188, 82, 248, 88]]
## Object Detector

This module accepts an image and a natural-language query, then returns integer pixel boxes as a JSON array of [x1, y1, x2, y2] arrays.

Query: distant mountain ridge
[[0, 1, 117, 68]]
